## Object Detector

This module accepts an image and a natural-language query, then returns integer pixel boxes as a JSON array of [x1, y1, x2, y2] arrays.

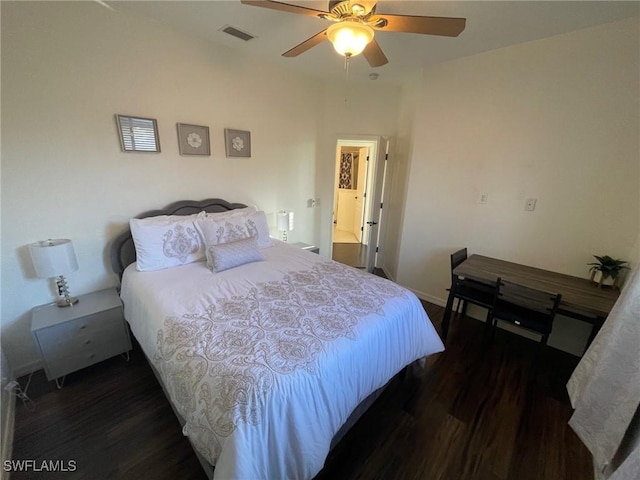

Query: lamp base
[[57, 297, 79, 308]]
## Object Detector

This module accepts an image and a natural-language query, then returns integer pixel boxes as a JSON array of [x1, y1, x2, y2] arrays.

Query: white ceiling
[[105, 1, 639, 84]]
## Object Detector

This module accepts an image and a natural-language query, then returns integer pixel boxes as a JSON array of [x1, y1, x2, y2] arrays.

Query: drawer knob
[[89, 354, 95, 359], [79, 325, 87, 330], [84, 340, 91, 345]]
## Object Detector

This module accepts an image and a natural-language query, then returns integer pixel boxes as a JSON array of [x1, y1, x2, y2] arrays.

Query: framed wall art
[[224, 129, 251, 158], [177, 123, 210, 156], [115, 114, 160, 153]]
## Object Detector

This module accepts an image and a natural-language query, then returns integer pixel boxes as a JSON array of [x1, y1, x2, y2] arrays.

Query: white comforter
[[121, 243, 444, 479]]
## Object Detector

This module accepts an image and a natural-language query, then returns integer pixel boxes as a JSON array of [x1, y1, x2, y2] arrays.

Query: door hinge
[[366, 156, 370, 161], [385, 153, 388, 160], [360, 226, 363, 232], [363, 192, 367, 198], [376, 247, 379, 253], [380, 202, 383, 209]]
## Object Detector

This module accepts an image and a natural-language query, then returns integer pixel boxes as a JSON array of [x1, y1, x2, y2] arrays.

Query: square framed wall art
[[224, 129, 251, 158], [177, 123, 210, 156]]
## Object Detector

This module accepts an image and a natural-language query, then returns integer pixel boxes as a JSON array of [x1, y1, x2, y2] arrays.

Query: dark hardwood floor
[[11, 303, 592, 480], [332, 242, 368, 269]]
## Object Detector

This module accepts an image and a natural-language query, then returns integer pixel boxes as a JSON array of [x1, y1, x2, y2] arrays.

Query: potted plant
[[588, 255, 629, 288]]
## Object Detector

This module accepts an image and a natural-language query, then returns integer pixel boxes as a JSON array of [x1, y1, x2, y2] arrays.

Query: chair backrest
[[450, 248, 468, 282], [497, 279, 562, 316]]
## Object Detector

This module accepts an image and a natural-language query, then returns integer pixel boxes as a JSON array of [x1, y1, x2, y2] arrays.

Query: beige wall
[[315, 83, 401, 257], [394, 18, 640, 355], [382, 74, 421, 280], [0, 2, 402, 374]]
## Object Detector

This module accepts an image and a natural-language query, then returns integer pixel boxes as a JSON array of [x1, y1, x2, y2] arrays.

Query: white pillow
[[130, 214, 204, 272], [208, 235, 264, 272]]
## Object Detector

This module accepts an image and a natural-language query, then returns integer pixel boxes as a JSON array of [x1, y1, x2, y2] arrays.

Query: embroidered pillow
[[204, 206, 257, 219], [130, 214, 204, 272], [195, 210, 273, 251], [208, 235, 264, 273]]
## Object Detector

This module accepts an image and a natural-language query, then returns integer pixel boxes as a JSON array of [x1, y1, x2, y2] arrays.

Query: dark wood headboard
[[109, 198, 248, 280]]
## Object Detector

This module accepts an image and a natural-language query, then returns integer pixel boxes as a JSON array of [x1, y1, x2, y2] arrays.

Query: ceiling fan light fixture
[[326, 22, 374, 57]]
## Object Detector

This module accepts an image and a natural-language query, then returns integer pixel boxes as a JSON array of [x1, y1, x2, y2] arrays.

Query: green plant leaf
[[587, 254, 629, 277]]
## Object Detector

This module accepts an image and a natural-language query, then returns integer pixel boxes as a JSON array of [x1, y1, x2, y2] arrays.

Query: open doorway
[[331, 136, 388, 271]]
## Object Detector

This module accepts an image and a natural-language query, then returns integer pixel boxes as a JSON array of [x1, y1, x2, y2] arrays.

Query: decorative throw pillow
[[208, 235, 264, 272], [195, 210, 273, 253], [130, 214, 204, 272], [204, 206, 257, 219]]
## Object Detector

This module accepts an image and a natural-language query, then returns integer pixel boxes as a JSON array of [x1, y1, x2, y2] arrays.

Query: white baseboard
[[380, 267, 395, 282], [407, 287, 447, 308], [376, 268, 448, 308]]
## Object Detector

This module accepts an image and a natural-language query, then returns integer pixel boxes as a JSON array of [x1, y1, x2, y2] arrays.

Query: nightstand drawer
[[33, 306, 131, 381]]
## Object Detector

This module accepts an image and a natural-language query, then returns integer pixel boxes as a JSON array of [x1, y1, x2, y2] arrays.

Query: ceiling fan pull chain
[[344, 53, 351, 108]]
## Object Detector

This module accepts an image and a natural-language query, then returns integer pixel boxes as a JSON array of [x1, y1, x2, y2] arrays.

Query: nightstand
[[291, 242, 320, 254], [31, 288, 132, 388]]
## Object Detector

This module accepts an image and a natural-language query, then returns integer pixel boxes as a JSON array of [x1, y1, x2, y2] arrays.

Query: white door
[[353, 147, 369, 242], [364, 138, 389, 272]]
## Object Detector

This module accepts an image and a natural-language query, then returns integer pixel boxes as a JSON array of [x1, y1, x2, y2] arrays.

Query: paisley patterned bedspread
[[121, 242, 444, 479]]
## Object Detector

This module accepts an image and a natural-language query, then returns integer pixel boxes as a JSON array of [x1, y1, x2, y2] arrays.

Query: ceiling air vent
[[220, 25, 255, 42]]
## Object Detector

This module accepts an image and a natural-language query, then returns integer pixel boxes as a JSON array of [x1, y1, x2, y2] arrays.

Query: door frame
[[330, 135, 388, 271]]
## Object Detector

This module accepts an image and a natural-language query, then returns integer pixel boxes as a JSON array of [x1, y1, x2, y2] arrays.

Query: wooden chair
[[442, 248, 499, 341], [450, 248, 468, 315], [488, 279, 562, 353]]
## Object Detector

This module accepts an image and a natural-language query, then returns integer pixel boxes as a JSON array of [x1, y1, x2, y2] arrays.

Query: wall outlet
[[307, 198, 317, 208], [525, 198, 537, 211], [478, 193, 488, 204]]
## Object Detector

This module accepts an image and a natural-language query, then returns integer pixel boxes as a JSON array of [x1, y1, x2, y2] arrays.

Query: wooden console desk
[[444, 254, 620, 350]]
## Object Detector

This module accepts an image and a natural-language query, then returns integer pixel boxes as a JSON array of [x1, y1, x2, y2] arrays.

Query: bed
[[110, 198, 444, 480]]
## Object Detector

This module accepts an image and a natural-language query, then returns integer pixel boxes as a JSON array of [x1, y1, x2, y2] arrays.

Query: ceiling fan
[[240, 0, 466, 67]]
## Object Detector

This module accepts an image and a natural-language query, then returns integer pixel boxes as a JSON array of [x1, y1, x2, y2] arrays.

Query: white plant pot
[[593, 270, 615, 286]]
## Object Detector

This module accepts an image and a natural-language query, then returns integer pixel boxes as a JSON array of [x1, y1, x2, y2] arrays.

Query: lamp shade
[[29, 239, 78, 278], [276, 211, 294, 232], [327, 22, 374, 57]]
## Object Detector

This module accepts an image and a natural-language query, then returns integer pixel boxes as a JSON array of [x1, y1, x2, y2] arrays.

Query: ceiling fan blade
[[282, 30, 328, 57], [372, 14, 466, 37], [362, 39, 388, 67], [240, 0, 327, 18]]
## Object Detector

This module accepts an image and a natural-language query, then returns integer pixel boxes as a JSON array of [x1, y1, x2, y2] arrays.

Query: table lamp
[[29, 239, 79, 307], [276, 211, 294, 243]]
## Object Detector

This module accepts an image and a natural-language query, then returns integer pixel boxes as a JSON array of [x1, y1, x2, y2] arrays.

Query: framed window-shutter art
[[115, 114, 160, 153]]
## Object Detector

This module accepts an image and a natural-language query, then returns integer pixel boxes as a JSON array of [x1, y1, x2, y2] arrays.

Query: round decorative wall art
[[187, 132, 203, 149], [232, 136, 244, 152]]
